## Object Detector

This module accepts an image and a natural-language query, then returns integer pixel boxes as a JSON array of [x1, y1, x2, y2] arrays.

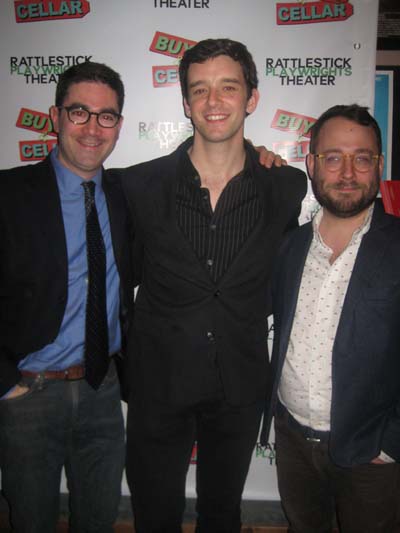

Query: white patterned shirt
[[278, 204, 373, 431]]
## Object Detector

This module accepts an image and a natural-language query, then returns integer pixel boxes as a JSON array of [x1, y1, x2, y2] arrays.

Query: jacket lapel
[[276, 223, 313, 365], [102, 169, 127, 267], [149, 151, 217, 287], [334, 202, 393, 356], [28, 157, 67, 274]]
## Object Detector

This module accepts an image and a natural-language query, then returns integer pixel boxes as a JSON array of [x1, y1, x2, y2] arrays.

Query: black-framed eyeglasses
[[58, 106, 121, 128], [313, 152, 380, 173]]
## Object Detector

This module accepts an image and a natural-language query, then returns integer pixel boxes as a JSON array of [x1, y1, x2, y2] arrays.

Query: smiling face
[[183, 55, 259, 147], [307, 116, 384, 218], [50, 81, 123, 180]]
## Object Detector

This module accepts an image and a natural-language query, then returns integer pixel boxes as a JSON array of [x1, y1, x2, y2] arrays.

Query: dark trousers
[[0, 362, 125, 533], [274, 405, 400, 533], [126, 390, 263, 533]]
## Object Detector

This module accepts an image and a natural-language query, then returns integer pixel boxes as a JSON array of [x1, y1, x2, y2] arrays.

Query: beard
[[311, 170, 380, 218]]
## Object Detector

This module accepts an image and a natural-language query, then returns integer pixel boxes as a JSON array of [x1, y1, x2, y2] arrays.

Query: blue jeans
[[0, 361, 125, 533]]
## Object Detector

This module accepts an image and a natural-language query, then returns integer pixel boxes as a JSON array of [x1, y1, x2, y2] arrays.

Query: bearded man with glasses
[[0, 61, 134, 533], [261, 104, 400, 533]]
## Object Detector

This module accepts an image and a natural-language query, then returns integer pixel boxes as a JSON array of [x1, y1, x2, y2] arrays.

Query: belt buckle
[[34, 371, 46, 388], [306, 436, 321, 443], [63, 365, 84, 380]]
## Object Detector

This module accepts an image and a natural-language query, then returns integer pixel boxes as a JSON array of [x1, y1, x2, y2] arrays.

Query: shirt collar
[[50, 146, 103, 195], [178, 144, 252, 190], [312, 202, 374, 247], [179, 148, 201, 188]]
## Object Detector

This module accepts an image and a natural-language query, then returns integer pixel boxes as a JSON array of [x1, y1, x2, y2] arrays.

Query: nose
[[342, 154, 354, 179], [207, 87, 220, 107], [83, 113, 101, 135]]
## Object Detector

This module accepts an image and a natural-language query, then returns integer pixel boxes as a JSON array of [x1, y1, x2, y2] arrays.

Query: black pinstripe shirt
[[176, 148, 262, 283]]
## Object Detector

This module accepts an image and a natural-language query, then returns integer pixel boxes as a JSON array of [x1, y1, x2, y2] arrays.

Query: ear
[[183, 97, 191, 119], [116, 115, 124, 139], [306, 153, 315, 180], [378, 154, 384, 179], [245, 88, 260, 115], [49, 106, 60, 134]]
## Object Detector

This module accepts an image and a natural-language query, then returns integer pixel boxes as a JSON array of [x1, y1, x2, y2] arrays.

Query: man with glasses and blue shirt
[[0, 61, 133, 533], [262, 104, 400, 533]]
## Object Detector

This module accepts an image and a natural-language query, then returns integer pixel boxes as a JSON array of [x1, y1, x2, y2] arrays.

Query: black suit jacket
[[122, 139, 306, 406], [0, 156, 133, 397], [262, 200, 400, 465]]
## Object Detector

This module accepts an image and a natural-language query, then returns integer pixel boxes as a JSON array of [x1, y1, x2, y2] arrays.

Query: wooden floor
[[0, 519, 289, 532], [0, 498, 340, 533], [0, 498, 293, 532], [55, 524, 289, 533], [0, 516, 337, 533]]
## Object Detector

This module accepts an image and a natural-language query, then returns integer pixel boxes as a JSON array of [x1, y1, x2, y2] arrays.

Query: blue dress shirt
[[19, 148, 121, 372]]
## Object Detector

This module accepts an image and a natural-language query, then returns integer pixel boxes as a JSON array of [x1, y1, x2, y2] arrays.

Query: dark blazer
[[0, 156, 133, 397], [122, 139, 306, 407], [262, 200, 400, 466]]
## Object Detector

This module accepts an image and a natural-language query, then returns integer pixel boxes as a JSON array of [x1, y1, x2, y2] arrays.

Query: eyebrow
[[65, 102, 119, 114], [321, 148, 375, 154], [188, 78, 241, 89]]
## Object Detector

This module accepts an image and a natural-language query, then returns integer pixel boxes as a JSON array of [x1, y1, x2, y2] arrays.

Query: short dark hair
[[309, 104, 382, 154], [179, 38, 258, 101], [55, 61, 125, 113]]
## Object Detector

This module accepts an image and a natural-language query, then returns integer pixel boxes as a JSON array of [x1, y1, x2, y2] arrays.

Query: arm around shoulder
[[276, 164, 308, 203]]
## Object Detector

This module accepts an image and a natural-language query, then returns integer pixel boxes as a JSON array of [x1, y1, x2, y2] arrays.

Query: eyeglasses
[[313, 152, 380, 173], [58, 106, 121, 128]]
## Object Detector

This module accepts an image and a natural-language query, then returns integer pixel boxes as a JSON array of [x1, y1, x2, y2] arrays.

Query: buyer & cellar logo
[[16, 107, 57, 161], [15, 0, 90, 23], [150, 31, 196, 88], [276, 0, 353, 25], [271, 108, 317, 163]]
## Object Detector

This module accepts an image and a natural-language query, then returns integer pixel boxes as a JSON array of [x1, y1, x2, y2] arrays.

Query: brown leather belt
[[21, 364, 85, 381]]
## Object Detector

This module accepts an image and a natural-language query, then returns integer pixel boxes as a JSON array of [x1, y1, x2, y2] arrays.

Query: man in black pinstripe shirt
[[123, 38, 306, 533], [176, 147, 262, 284]]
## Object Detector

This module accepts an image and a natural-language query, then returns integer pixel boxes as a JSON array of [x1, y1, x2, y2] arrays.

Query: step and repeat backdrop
[[0, 0, 379, 500]]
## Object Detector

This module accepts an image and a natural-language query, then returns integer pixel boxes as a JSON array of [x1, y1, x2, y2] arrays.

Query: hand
[[253, 144, 287, 168], [370, 456, 388, 465], [4, 384, 29, 399]]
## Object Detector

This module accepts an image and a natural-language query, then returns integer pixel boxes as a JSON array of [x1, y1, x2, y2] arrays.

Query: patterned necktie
[[82, 181, 109, 390]]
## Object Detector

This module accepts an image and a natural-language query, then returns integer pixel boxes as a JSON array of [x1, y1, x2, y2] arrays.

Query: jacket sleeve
[[0, 353, 21, 397], [0, 193, 22, 396]]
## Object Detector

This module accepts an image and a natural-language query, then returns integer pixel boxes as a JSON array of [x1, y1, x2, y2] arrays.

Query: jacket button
[[214, 290, 221, 298], [207, 331, 215, 342]]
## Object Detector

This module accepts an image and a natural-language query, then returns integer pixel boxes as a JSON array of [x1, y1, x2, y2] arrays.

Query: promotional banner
[[0, 0, 379, 500]]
